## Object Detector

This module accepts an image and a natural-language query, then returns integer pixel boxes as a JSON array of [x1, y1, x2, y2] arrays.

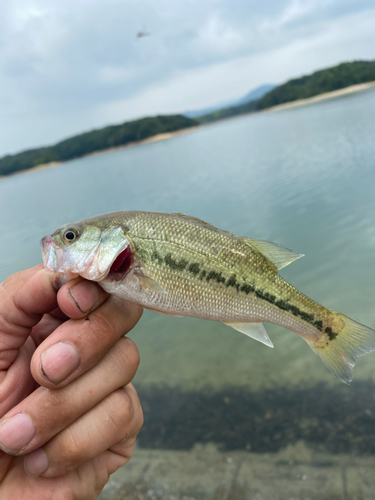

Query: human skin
[[0, 265, 144, 500]]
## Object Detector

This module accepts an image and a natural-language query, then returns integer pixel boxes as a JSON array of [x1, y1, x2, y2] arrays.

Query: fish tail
[[307, 313, 375, 384]]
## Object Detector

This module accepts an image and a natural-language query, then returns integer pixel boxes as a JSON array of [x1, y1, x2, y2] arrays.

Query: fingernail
[[24, 449, 49, 477], [41, 342, 80, 384], [69, 281, 99, 313], [0, 413, 35, 453]]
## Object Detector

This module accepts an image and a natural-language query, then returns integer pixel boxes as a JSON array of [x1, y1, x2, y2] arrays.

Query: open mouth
[[107, 246, 133, 281]]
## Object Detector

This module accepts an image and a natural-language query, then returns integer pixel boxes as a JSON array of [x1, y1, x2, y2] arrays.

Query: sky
[[1, 0, 375, 157]]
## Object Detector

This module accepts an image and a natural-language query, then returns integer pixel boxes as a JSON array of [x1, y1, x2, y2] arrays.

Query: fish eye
[[63, 227, 80, 244]]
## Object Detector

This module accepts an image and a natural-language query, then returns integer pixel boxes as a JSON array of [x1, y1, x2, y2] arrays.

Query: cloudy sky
[[1, 0, 374, 157]]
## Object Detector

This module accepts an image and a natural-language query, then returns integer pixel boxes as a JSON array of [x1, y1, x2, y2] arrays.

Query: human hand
[[0, 265, 143, 500]]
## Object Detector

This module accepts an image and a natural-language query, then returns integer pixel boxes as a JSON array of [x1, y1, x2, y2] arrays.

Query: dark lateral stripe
[[206, 270, 226, 284], [240, 283, 254, 294], [151, 249, 328, 334], [164, 253, 188, 271], [151, 249, 163, 264], [188, 263, 200, 275]]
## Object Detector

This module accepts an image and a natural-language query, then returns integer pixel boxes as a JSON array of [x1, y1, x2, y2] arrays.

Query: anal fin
[[146, 307, 184, 317], [223, 321, 274, 348]]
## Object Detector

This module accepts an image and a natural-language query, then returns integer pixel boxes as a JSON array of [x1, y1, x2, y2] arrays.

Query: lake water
[[2, 88, 375, 498]]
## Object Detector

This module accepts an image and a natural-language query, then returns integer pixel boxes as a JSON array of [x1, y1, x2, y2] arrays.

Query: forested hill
[[199, 60, 375, 123], [256, 60, 375, 109], [0, 114, 198, 176]]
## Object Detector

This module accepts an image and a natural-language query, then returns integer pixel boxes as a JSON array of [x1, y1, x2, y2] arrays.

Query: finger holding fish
[[30, 291, 142, 389], [0, 265, 143, 487], [29, 279, 107, 349], [57, 277, 109, 319]]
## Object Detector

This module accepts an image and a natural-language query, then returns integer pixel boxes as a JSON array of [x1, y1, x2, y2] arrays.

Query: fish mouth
[[41, 232, 133, 284], [106, 245, 133, 282]]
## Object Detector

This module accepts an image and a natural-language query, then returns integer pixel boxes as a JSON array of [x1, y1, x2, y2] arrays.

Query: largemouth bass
[[41, 211, 375, 384]]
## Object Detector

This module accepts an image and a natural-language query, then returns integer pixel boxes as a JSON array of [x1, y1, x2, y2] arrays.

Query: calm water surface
[[1, 89, 375, 490]]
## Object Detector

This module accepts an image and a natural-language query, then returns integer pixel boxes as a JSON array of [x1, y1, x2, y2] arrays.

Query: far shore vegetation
[[1, 59, 375, 177], [197, 60, 375, 123], [0, 115, 198, 176]]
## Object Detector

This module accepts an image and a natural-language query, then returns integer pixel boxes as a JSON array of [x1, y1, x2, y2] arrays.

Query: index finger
[[0, 265, 57, 370]]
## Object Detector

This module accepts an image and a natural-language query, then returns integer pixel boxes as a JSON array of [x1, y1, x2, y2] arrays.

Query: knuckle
[[135, 404, 144, 433], [122, 337, 140, 370], [79, 301, 142, 354], [107, 386, 145, 437], [134, 393, 144, 432], [110, 297, 143, 331], [115, 386, 144, 435], [85, 310, 118, 344], [0, 304, 27, 337], [111, 388, 134, 419], [57, 427, 86, 465], [109, 338, 140, 380]]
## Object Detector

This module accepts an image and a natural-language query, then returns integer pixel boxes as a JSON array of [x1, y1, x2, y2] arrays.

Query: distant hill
[[198, 60, 375, 123], [184, 84, 276, 118], [0, 114, 198, 177], [197, 98, 259, 124], [235, 84, 276, 106]]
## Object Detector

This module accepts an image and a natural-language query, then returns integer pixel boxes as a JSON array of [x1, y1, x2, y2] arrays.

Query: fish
[[41, 210, 375, 384]]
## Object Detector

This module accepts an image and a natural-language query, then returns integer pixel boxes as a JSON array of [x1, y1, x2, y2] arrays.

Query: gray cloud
[[0, 0, 374, 155]]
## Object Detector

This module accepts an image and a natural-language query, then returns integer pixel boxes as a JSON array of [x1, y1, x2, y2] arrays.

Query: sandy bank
[[265, 80, 375, 113], [99, 441, 375, 500]]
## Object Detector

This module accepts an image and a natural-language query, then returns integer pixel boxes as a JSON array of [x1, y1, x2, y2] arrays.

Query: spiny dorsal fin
[[223, 321, 274, 348], [173, 213, 224, 233], [242, 238, 304, 271]]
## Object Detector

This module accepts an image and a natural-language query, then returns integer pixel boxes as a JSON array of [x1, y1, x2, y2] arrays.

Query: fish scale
[[129, 224, 319, 329], [41, 210, 375, 384]]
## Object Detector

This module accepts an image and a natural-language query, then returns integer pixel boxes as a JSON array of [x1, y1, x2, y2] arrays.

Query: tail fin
[[308, 314, 375, 384]]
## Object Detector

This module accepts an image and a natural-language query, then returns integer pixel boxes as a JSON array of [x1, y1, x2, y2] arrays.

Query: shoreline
[[264, 80, 375, 113], [81, 124, 202, 160], [3, 81, 375, 179], [0, 126, 202, 180]]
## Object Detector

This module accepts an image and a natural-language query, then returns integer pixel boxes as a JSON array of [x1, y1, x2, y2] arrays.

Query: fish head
[[41, 219, 132, 287]]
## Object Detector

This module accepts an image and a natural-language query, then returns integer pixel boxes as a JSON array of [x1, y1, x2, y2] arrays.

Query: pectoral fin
[[134, 270, 168, 294], [223, 321, 274, 348]]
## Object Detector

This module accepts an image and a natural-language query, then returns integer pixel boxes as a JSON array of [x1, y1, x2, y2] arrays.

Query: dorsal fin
[[172, 213, 226, 233], [172, 213, 303, 270], [241, 238, 304, 271]]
